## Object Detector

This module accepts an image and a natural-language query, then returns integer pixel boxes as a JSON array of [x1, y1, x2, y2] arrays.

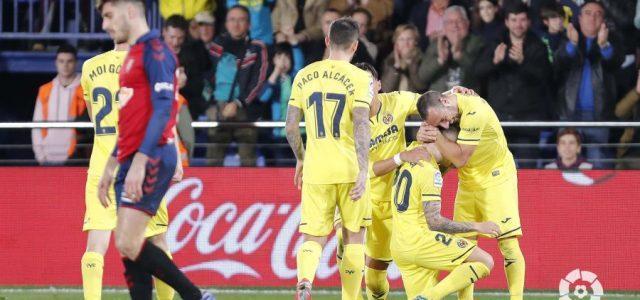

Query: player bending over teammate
[[286, 17, 373, 300], [96, 0, 212, 299], [417, 90, 524, 300], [390, 129, 499, 300]]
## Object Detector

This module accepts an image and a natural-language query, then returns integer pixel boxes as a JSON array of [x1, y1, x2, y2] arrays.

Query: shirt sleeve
[[420, 168, 443, 202], [352, 71, 373, 109], [288, 73, 303, 108], [457, 100, 488, 146], [404, 92, 420, 116], [138, 40, 177, 157]]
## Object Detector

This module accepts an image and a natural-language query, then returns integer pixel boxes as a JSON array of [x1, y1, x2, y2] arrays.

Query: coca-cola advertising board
[[0, 168, 639, 291]]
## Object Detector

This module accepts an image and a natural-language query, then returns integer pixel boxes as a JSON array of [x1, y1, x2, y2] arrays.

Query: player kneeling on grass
[[390, 131, 499, 300]]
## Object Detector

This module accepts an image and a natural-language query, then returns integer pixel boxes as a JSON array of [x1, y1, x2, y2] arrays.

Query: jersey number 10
[[307, 92, 346, 139], [92, 87, 117, 135]]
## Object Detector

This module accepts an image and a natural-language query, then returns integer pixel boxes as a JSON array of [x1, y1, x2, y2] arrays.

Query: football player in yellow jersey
[[80, 41, 178, 300], [417, 90, 525, 300], [391, 138, 500, 300], [286, 17, 373, 300]]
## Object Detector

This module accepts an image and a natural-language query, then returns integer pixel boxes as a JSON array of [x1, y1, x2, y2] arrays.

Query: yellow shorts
[[83, 174, 169, 238], [392, 232, 476, 299], [454, 175, 521, 239], [300, 182, 371, 237], [365, 200, 392, 262]]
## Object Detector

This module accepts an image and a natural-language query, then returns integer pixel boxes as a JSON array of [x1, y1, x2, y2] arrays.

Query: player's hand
[[349, 172, 367, 201], [567, 23, 579, 45], [448, 86, 478, 96], [98, 171, 114, 208], [221, 102, 239, 120], [416, 122, 439, 143], [124, 152, 149, 202], [172, 161, 183, 182], [474, 221, 501, 238], [294, 160, 303, 190], [399, 146, 431, 166]]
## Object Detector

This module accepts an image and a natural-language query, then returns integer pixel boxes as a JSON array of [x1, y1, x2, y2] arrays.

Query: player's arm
[[353, 106, 370, 175], [433, 132, 476, 168], [172, 126, 183, 182], [372, 146, 431, 177], [423, 201, 500, 237], [285, 104, 304, 189], [80, 63, 93, 121], [97, 148, 119, 207]]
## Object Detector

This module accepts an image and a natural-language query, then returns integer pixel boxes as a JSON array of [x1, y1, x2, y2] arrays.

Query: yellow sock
[[424, 262, 490, 300], [365, 266, 389, 300], [154, 251, 176, 300], [499, 238, 525, 300], [297, 240, 323, 282], [457, 283, 474, 300], [458, 239, 477, 300], [340, 244, 365, 300], [336, 228, 344, 268], [81, 252, 104, 300]]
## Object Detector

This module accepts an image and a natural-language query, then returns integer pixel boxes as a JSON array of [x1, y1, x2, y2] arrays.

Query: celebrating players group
[[79, 1, 524, 300]]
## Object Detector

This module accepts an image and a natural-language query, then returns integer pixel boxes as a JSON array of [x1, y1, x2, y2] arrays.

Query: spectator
[[545, 128, 593, 170], [471, 0, 505, 43], [554, 0, 624, 168], [538, 3, 566, 53], [614, 70, 640, 170], [227, 0, 275, 45], [409, 0, 452, 49], [418, 6, 484, 92], [259, 43, 303, 165], [300, 8, 374, 65], [636, 0, 640, 30], [195, 11, 216, 48], [329, 0, 394, 29], [352, 8, 379, 62], [475, 3, 552, 168], [163, 15, 212, 119], [381, 24, 427, 92], [32, 44, 85, 165], [206, 5, 268, 166], [272, 0, 329, 46], [160, 0, 215, 20]]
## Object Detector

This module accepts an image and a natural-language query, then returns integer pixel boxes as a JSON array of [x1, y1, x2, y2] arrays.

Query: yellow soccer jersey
[[390, 142, 442, 251], [289, 59, 373, 184], [455, 93, 516, 189], [81, 50, 126, 176], [369, 91, 420, 203]]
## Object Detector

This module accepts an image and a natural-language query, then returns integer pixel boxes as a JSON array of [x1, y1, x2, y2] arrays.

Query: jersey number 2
[[92, 87, 116, 135], [307, 92, 346, 139]]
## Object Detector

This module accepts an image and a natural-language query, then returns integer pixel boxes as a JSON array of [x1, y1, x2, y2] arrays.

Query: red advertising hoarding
[[0, 168, 639, 291]]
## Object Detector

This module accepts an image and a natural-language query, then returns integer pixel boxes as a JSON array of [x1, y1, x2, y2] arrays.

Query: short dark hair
[[163, 14, 189, 32], [417, 91, 444, 120], [274, 42, 293, 58], [96, 0, 145, 12], [328, 17, 360, 49], [351, 8, 372, 27], [540, 3, 565, 20], [580, 0, 605, 16], [558, 128, 582, 145], [355, 62, 378, 80], [504, 2, 529, 19], [228, 4, 251, 20], [56, 44, 77, 59]]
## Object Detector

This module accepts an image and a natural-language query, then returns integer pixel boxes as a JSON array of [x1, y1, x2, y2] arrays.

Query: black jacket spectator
[[554, 34, 623, 121], [178, 39, 212, 119], [476, 31, 552, 121]]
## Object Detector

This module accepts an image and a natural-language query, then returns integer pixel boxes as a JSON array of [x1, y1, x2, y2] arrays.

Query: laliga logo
[[559, 269, 604, 300], [561, 171, 615, 187]]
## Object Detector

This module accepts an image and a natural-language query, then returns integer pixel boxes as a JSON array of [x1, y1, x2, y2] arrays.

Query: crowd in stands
[[22, 0, 640, 170]]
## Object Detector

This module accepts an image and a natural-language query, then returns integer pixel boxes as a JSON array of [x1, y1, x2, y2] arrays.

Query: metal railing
[[3, 121, 640, 168], [0, 0, 162, 40]]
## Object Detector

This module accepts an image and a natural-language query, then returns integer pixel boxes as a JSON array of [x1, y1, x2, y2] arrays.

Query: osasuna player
[[418, 90, 525, 300], [81, 39, 177, 299], [286, 17, 373, 300], [390, 136, 499, 300], [95, 0, 212, 299]]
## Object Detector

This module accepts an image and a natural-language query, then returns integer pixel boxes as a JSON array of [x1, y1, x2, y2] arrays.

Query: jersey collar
[[134, 29, 160, 45]]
